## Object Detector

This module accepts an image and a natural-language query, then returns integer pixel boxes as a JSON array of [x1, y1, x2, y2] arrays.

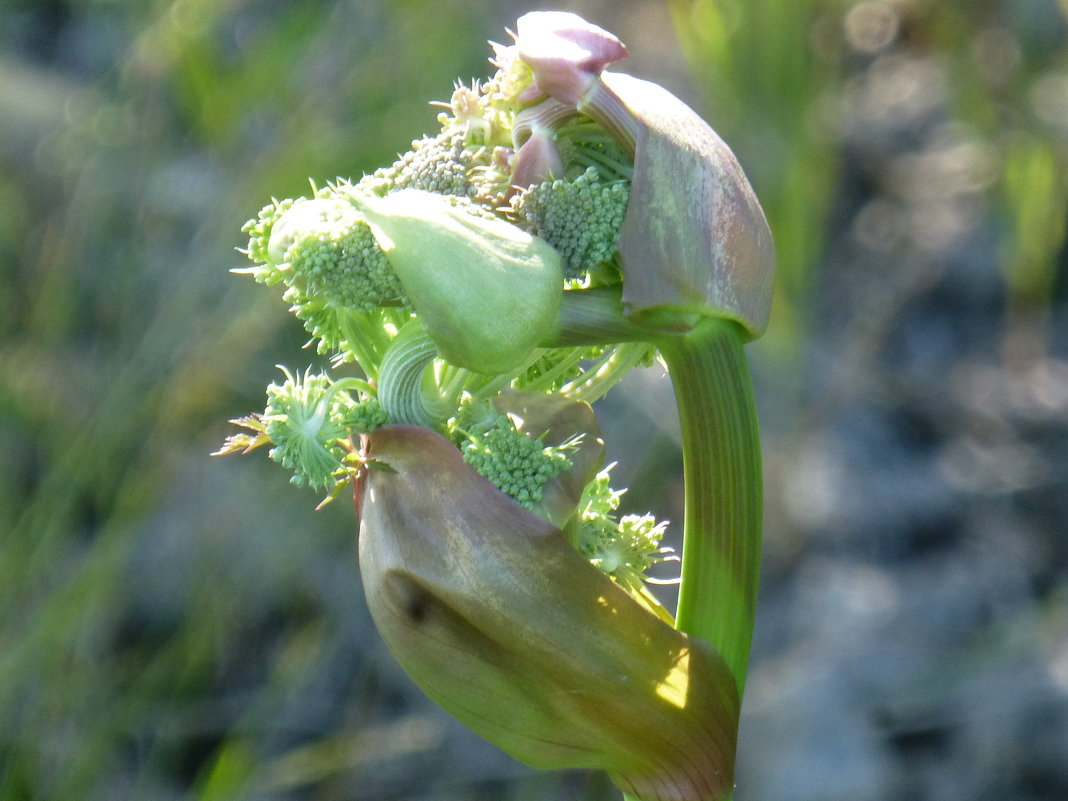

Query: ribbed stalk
[[377, 319, 445, 427], [549, 291, 763, 698], [542, 286, 650, 346], [578, 79, 639, 156], [656, 316, 763, 699]]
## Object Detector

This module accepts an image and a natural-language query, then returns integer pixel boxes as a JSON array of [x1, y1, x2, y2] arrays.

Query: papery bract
[[509, 126, 565, 191], [601, 72, 775, 339], [358, 425, 740, 801], [515, 11, 627, 105]]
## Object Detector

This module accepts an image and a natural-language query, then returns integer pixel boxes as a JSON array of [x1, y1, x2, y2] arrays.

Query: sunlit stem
[[514, 348, 587, 394], [336, 311, 386, 378], [655, 315, 762, 699], [330, 376, 377, 397], [435, 363, 476, 408], [435, 360, 527, 409], [560, 341, 654, 404]]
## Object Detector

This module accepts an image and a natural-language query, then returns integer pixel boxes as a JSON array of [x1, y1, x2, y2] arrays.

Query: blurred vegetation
[[0, 1, 1065, 800], [668, 0, 1068, 361]]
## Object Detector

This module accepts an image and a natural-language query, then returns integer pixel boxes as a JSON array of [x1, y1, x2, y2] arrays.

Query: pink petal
[[516, 11, 628, 105]]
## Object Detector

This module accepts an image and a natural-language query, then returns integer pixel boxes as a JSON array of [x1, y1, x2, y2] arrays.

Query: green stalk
[[548, 290, 763, 700], [377, 319, 446, 427], [560, 341, 655, 404], [550, 295, 761, 801], [542, 287, 650, 346], [655, 316, 763, 699]]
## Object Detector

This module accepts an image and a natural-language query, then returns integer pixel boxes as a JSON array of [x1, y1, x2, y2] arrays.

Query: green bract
[[353, 189, 564, 374], [358, 425, 739, 801]]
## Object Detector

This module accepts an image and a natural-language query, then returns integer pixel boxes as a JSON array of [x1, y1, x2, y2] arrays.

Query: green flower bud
[[354, 189, 563, 374], [358, 425, 740, 801]]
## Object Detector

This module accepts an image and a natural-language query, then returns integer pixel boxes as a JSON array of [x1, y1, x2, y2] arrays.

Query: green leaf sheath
[[656, 316, 763, 698]]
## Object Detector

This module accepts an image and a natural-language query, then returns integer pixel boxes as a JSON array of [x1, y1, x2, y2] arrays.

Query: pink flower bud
[[515, 11, 628, 105]]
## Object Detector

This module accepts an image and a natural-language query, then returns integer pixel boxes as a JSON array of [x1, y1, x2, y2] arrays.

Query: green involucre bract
[[354, 188, 563, 374]]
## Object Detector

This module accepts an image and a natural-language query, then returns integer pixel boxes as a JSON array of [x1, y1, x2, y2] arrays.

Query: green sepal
[[354, 189, 564, 374], [358, 425, 740, 801]]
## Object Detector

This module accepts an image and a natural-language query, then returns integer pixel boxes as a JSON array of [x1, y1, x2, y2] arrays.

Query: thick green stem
[[656, 316, 763, 698], [541, 287, 650, 346], [549, 290, 763, 697]]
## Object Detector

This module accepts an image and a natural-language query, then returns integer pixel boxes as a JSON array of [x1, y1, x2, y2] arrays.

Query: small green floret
[[343, 397, 390, 434], [367, 129, 487, 198], [461, 415, 574, 508], [238, 196, 410, 356], [271, 198, 406, 313], [577, 467, 674, 593], [510, 166, 629, 278], [263, 368, 355, 489], [243, 198, 294, 268]]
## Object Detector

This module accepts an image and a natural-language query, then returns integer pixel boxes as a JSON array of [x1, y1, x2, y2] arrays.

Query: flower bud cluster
[[460, 414, 576, 509], [219, 10, 775, 799]]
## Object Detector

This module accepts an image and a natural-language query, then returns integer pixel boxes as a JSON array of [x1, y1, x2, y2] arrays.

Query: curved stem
[[560, 341, 654, 404], [330, 377, 377, 397], [655, 316, 763, 699], [542, 286, 651, 346], [337, 310, 386, 378], [377, 319, 447, 427], [549, 289, 763, 695]]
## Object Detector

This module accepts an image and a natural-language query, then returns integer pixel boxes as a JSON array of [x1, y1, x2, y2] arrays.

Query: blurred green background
[[1, 1, 1066, 800]]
